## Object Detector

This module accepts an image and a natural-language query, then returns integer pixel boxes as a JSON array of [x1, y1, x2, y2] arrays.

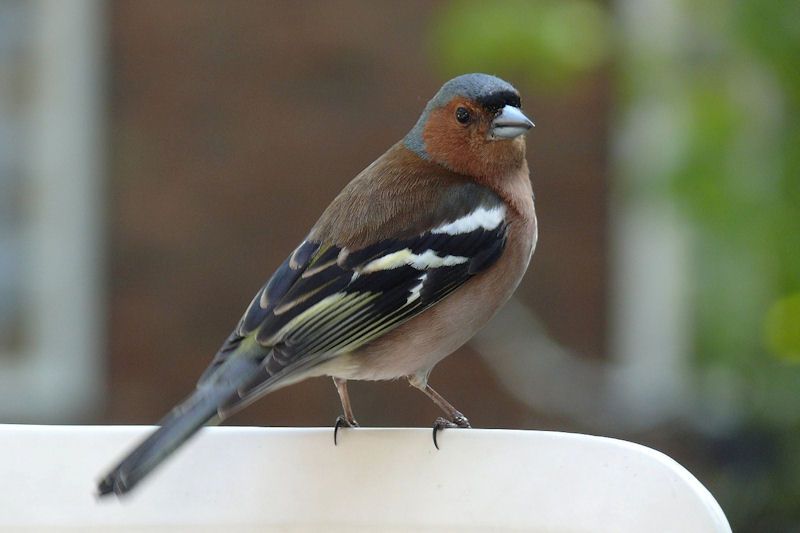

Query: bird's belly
[[320, 214, 537, 382]]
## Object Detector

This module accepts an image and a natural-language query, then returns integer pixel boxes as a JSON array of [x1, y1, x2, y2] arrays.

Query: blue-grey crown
[[404, 74, 520, 159]]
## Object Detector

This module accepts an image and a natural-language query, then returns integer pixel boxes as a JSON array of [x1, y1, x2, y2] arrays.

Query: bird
[[98, 73, 536, 497]]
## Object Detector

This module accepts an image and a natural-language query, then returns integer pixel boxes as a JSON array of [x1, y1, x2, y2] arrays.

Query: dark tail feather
[[97, 358, 259, 497]]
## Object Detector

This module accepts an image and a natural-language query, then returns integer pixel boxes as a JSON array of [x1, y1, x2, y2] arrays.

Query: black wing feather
[[203, 215, 508, 401]]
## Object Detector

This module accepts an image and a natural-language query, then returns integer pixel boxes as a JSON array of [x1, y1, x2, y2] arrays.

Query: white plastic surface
[[1, 425, 730, 532]]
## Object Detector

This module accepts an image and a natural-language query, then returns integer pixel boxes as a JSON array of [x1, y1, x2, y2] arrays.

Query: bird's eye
[[455, 107, 471, 124]]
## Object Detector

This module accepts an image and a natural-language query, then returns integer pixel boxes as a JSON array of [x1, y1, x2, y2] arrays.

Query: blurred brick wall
[[105, 0, 609, 429]]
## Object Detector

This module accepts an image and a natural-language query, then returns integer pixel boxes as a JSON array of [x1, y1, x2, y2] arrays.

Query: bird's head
[[404, 73, 534, 179]]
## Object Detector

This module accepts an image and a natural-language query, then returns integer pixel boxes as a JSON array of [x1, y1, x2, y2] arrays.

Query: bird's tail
[[97, 357, 259, 497]]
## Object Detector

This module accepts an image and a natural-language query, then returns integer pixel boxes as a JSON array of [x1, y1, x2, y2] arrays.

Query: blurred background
[[1, 0, 798, 529]]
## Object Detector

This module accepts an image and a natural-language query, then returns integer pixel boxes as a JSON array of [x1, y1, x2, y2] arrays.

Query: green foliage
[[431, 0, 610, 91], [736, 0, 800, 101], [641, 3, 800, 523], [665, 0, 800, 374], [765, 293, 800, 362]]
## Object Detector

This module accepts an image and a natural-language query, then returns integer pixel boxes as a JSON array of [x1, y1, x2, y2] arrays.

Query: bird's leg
[[408, 377, 471, 449], [333, 377, 359, 445]]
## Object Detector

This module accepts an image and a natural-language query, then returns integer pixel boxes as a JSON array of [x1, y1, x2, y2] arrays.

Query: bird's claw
[[432, 414, 471, 450], [333, 415, 359, 446]]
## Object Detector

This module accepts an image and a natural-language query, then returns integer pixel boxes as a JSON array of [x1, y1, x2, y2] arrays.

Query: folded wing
[[202, 201, 508, 413]]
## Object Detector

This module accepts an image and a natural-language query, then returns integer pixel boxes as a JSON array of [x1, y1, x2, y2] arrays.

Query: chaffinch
[[99, 73, 536, 496]]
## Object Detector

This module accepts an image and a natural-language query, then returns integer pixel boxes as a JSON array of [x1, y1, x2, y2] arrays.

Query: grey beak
[[490, 105, 534, 139]]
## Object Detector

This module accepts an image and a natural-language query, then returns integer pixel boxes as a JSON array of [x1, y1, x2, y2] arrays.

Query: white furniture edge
[[2, 425, 731, 532]]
